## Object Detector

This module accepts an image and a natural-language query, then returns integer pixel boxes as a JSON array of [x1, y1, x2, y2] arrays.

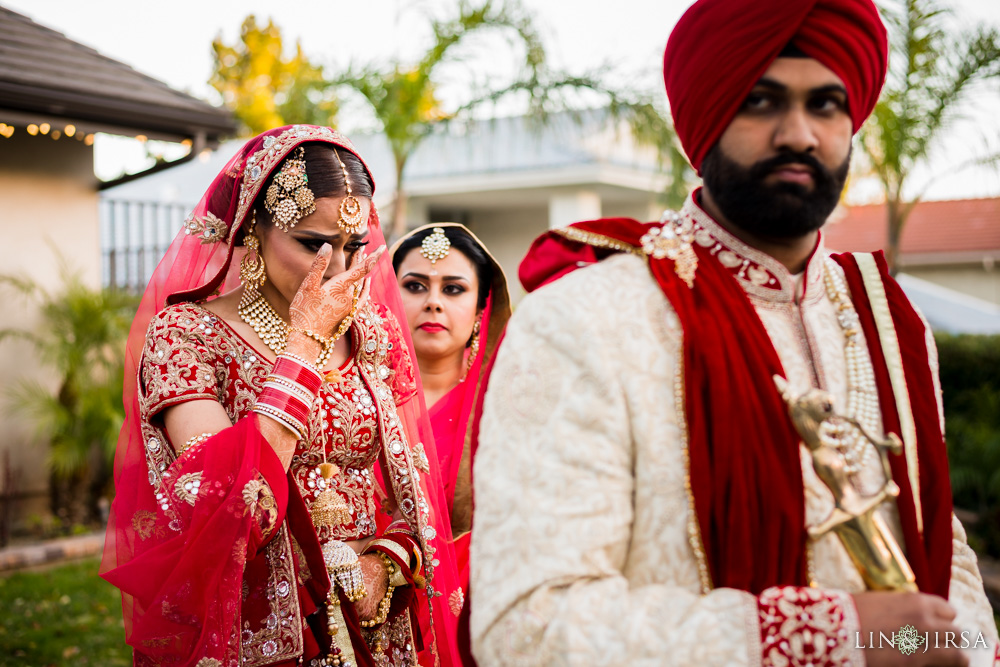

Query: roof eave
[[0, 82, 236, 141]]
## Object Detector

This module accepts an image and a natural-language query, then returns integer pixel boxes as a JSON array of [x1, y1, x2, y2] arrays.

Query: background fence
[[100, 199, 194, 292]]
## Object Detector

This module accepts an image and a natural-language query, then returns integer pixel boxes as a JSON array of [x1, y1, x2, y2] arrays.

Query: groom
[[469, 0, 1000, 665]]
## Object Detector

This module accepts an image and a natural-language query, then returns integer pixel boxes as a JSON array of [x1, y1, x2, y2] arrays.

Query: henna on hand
[[354, 553, 389, 621], [288, 244, 385, 337]]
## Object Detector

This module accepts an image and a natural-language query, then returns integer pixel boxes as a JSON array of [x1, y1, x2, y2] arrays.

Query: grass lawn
[[0, 557, 130, 666]]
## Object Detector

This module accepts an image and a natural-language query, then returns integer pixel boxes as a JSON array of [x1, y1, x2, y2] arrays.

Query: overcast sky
[[5, 0, 1000, 200]]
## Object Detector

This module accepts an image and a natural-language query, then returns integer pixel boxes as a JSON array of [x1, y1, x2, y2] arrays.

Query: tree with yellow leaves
[[210, 15, 337, 136]]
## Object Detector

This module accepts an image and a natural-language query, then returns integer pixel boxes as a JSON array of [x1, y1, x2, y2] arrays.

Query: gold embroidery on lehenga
[[183, 212, 228, 244], [139, 300, 437, 663], [449, 588, 465, 616], [241, 526, 303, 667], [174, 471, 203, 505], [131, 510, 161, 540]]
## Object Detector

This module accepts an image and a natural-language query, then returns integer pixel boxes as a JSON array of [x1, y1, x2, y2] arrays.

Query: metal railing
[[100, 199, 193, 292]]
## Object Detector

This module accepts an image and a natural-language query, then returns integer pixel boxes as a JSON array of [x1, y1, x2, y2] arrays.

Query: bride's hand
[[288, 244, 385, 337], [355, 553, 390, 622]]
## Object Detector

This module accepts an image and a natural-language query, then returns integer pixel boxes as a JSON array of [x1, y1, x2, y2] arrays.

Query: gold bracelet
[[180, 431, 215, 454], [359, 552, 397, 628], [290, 286, 362, 368]]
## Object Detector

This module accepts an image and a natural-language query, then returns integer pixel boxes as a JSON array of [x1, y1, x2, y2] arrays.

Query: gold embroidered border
[[552, 227, 644, 257], [854, 253, 922, 533], [675, 344, 713, 593]]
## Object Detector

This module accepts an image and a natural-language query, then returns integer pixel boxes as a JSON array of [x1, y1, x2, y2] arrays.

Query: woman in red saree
[[101, 126, 463, 667], [390, 225, 510, 611]]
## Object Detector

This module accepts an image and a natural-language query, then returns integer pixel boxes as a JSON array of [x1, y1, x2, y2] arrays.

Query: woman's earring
[[464, 318, 482, 378], [240, 211, 267, 291]]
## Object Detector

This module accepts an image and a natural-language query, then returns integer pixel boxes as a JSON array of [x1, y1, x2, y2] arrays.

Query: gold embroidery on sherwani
[[553, 227, 644, 257]]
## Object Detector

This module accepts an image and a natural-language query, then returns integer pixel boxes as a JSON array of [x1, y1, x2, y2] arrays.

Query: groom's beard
[[701, 145, 851, 239]]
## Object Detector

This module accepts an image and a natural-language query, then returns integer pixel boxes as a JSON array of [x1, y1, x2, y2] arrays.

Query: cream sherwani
[[471, 198, 998, 666]]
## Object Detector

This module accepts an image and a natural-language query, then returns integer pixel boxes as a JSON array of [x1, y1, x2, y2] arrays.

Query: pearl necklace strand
[[821, 259, 882, 476]]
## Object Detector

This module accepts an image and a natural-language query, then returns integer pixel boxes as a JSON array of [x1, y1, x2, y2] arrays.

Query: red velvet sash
[[514, 218, 952, 597]]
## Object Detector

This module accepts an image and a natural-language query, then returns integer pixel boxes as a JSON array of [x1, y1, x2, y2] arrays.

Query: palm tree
[[859, 0, 1000, 273], [334, 0, 687, 240], [0, 264, 137, 527]]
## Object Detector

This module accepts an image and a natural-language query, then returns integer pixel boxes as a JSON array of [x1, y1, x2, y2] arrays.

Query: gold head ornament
[[333, 148, 365, 234], [420, 227, 451, 264], [264, 146, 316, 232]]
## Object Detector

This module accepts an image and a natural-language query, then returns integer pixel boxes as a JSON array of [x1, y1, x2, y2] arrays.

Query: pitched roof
[[0, 5, 235, 141], [824, 197, 1000, 264]]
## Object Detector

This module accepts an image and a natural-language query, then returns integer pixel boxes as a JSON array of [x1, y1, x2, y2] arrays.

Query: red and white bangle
[[273, 354, 322, 392], [253, 353, 323, 439]]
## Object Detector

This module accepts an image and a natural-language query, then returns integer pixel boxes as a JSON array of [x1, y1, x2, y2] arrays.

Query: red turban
[[663, 0, 888, 172]]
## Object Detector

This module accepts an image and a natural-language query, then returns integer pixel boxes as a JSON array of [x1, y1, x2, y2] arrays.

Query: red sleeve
[[139, 304, 220, 425]]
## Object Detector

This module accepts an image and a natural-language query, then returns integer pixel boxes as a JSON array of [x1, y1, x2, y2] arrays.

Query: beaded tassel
[[311, 462, 352, 529]]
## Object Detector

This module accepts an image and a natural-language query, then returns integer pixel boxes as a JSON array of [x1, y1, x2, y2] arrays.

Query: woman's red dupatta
[[507, 217, 953, 597]]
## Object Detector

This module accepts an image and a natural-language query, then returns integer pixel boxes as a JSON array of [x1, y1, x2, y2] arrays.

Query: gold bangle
[[180, 431, 215, 454], [359, 552, 397, 628]]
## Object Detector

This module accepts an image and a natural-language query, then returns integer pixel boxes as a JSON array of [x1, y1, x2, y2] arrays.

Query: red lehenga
[[101, 126, 463, 667]]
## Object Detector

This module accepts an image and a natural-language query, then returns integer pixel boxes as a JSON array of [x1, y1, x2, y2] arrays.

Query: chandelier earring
[[240, 210, 267, 292], [463, 317, 482, 380], [333, 149, 365, 234]]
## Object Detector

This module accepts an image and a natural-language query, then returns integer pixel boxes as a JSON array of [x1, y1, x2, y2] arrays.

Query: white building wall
[[0, 132, 99, 523], [466, 207, 549, 304]]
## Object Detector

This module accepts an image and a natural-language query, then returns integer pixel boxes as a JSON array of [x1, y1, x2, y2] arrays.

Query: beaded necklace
[[820, 258, 881, 476]]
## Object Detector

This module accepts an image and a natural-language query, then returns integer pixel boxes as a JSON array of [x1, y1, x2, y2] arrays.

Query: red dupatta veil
[[100, 125, 462, 665]]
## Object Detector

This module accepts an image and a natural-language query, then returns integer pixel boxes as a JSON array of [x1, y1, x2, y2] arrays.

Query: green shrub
[[936, 333, 1000, 558], [1, 263, 138, 530]]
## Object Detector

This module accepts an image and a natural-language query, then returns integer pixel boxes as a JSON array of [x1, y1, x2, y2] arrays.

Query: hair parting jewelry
[[420, 227, 451, 264], [264, 146, 316, 232], [333, 148, 365, 234]]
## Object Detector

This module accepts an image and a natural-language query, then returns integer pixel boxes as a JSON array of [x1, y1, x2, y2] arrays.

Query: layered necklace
[[238, 287, 292, 356], [238, 286, 359, 371], [819, 258, 882, 477]]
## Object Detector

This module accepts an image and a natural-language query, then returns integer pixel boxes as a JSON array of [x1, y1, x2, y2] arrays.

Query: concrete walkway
[[0, 531, 104, 572]]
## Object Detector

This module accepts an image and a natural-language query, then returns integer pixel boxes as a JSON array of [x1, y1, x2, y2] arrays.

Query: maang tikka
[[333, 149, 365, 234], [420, 227, 451, 264], [264, 146, 316, 232]]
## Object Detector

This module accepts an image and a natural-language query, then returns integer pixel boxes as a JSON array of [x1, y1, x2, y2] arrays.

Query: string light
[[84, 134, 94, 146], [0, 124, 13, 138], [135, 134, 147, 143], [64, 124, 76, 137], [51, 130, 61, 140], [27, 124, 38, 135], [39, 122, 50, 135]]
